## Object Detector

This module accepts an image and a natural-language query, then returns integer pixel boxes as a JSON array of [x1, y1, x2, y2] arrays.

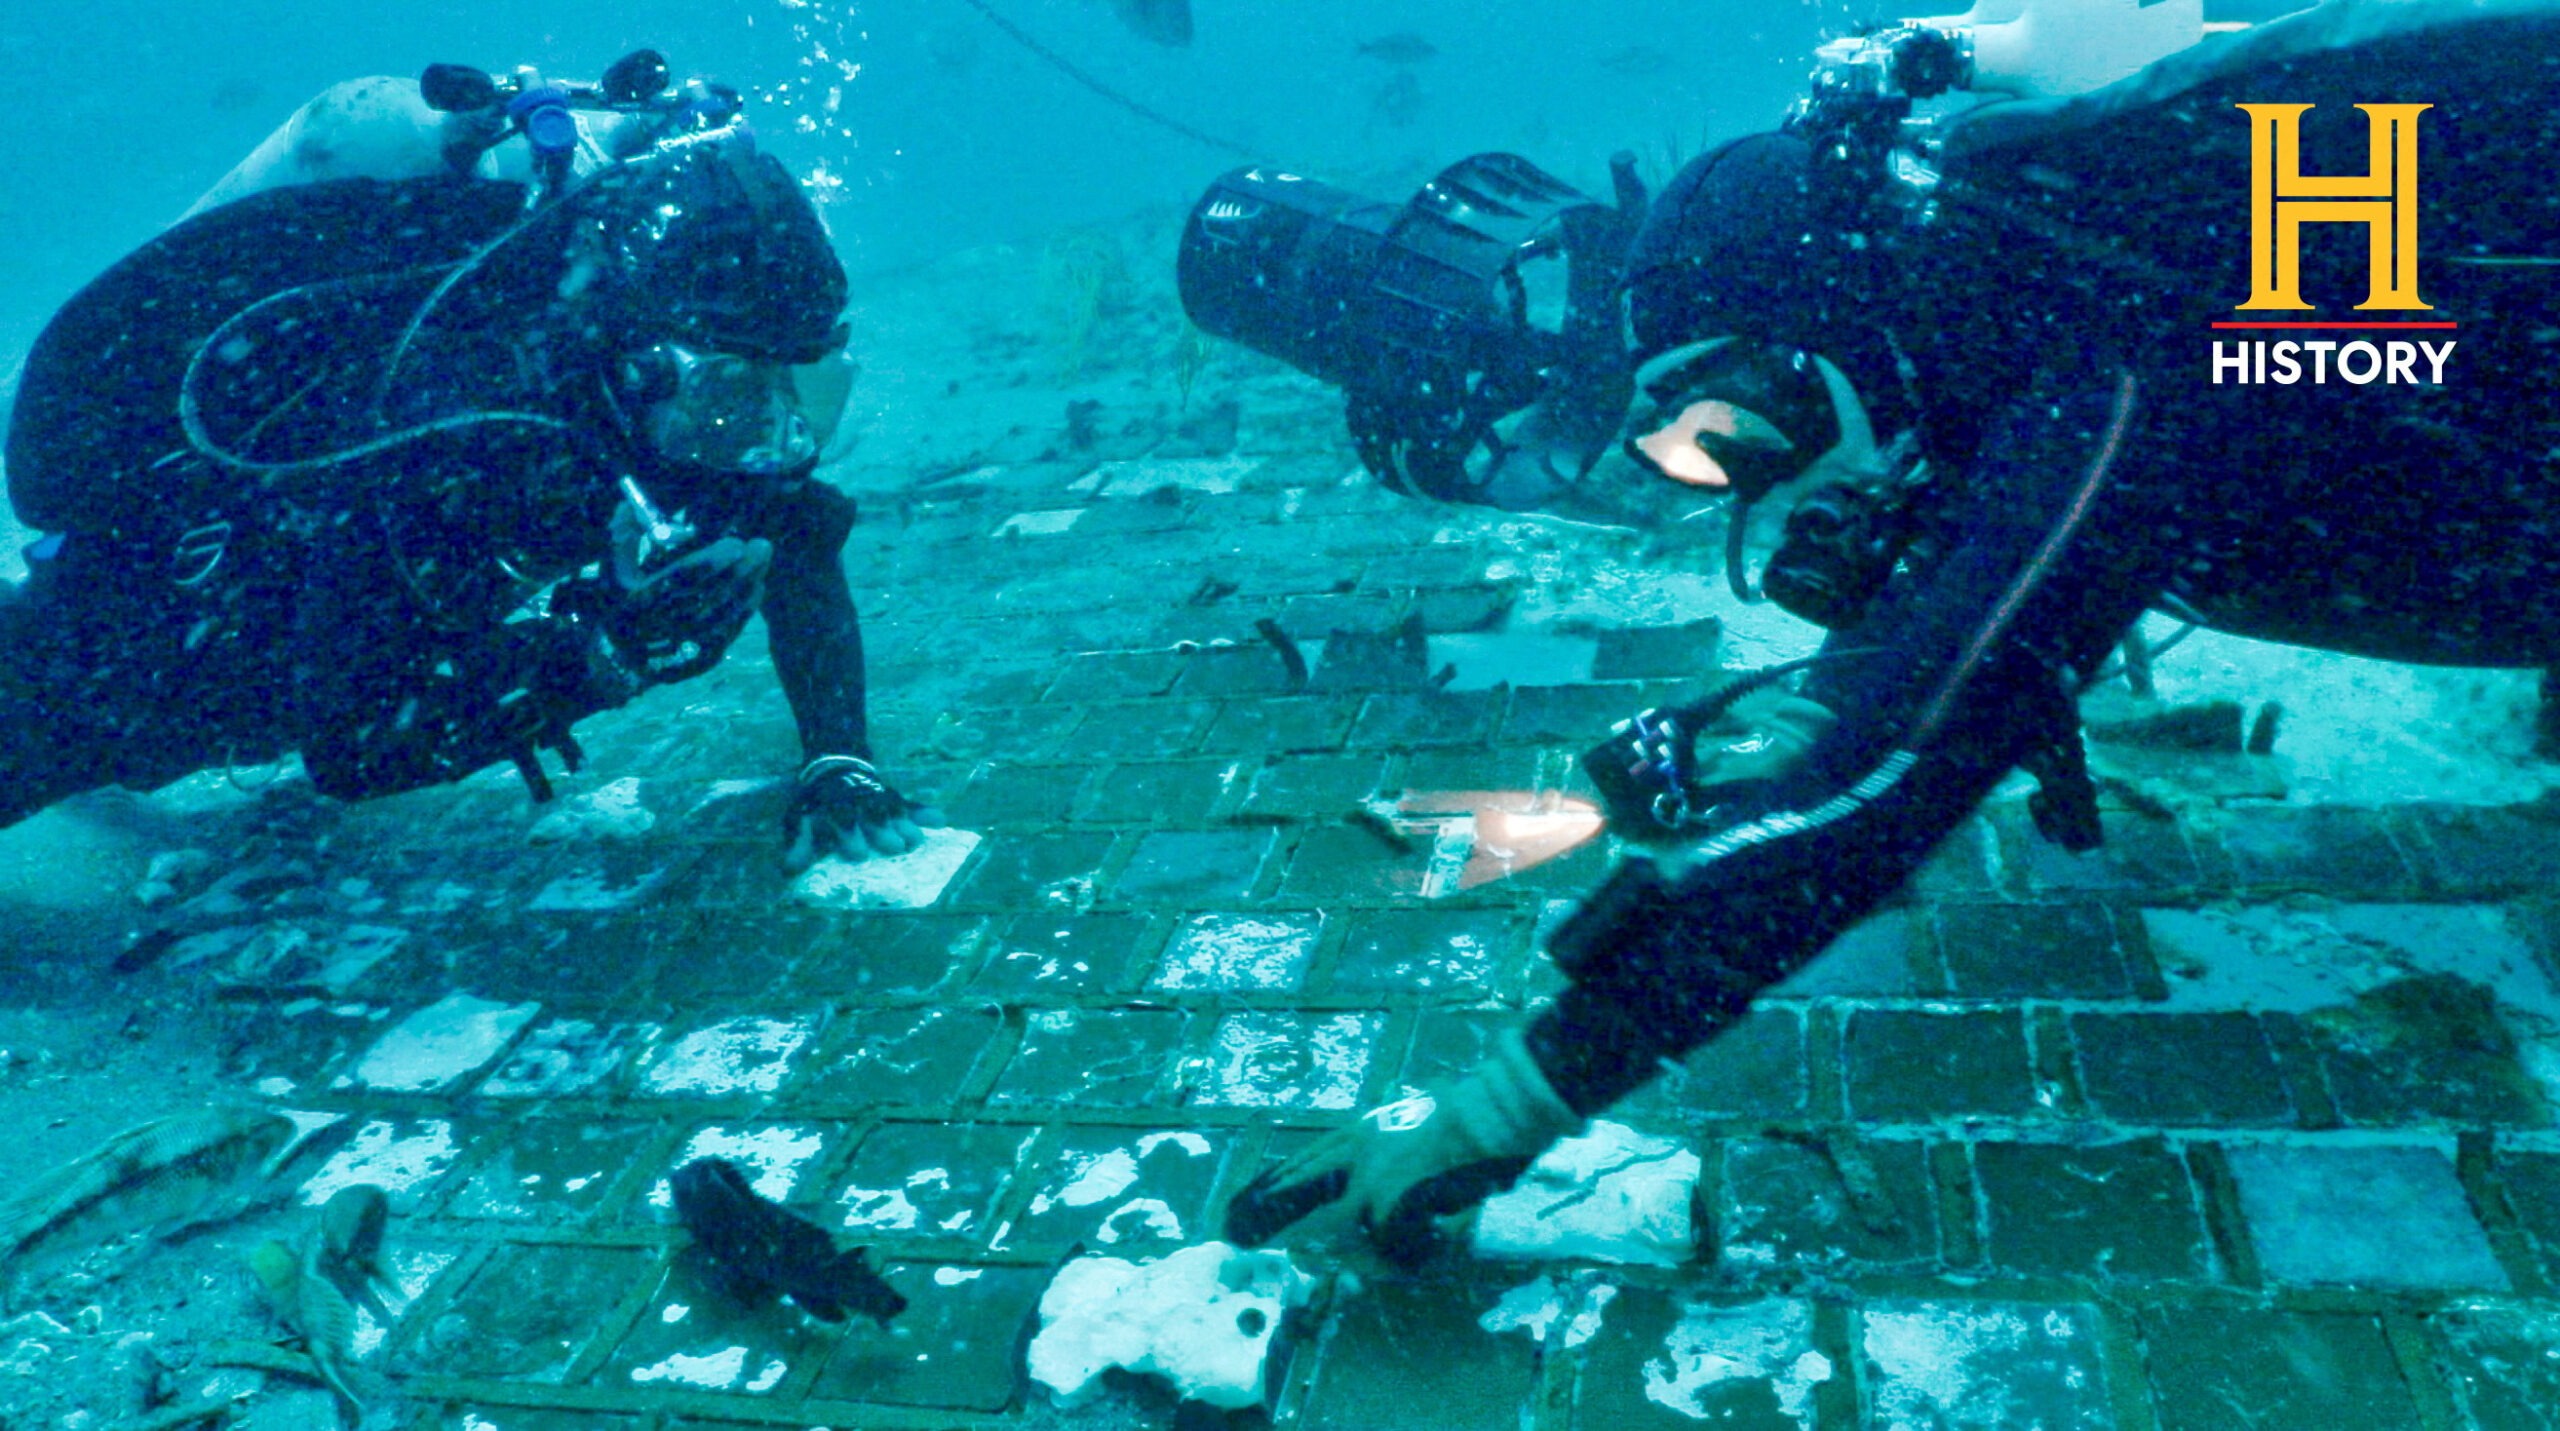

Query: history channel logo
[[2210, 101, 2455, 387]]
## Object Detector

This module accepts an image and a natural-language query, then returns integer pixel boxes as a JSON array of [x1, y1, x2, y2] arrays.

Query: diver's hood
[[559, 135, 848, 364], [1624, 131, 1907, 438]]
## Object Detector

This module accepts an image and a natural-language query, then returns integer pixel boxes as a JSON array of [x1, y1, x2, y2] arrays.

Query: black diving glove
[[783, 755, 948, 872]]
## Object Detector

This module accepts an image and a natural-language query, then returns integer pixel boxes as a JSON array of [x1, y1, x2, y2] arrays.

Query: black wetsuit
[[0, 174, 874, 824], [1533, 3, 2560, 1112]]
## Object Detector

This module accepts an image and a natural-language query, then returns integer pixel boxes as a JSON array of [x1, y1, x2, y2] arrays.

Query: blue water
[[0, 0, 1850, 370]]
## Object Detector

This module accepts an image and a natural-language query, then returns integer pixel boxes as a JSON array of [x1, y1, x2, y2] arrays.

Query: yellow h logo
[[2237, 102, 2431, 311]]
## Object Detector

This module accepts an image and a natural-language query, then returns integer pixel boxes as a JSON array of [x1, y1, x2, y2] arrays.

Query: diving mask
[[1622, 337, 1883, 607], [620, 342, 855, 476], [1622, 339, 1864, 501]]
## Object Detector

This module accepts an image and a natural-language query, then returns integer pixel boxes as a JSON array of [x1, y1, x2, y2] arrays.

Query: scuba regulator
[[418, 49, 745, 202], [1176, 153, 1647, 510]]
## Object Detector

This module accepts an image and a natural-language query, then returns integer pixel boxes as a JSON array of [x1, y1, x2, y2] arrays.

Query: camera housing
[[1177, 154, 1644, 507]]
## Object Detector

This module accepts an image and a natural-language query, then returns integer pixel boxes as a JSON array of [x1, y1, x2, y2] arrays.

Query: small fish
[[1106, 0, 1192, 46], [1596, 45, 1674, 78], [1357, 31, 1439, 65], [672, 1158, 906, 1326], [247, 1183, 399, 1418], [313, 1184, 396, 1322], [0, 1108, 297, 1275], [247, 1237, 367, 1414]]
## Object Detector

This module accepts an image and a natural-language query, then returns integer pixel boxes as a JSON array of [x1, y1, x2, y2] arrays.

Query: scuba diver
[[0, 53, 938, 868], [1218, 0, 2560, 1261]]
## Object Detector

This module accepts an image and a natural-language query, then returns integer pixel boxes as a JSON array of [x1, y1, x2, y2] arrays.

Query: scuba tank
[[1876, 0, 2206, 102]]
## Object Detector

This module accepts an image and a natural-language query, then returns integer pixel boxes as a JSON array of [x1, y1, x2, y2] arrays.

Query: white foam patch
[[639, 1017, 814, 1097], [629, 1345, 753, 1389], [1136, 1131, 1214, 1159], [338, 992, 539, 1094], [1032, 1149, 1142, 1217], [648, 1125, 830, 1211], [1029, 1243, 1312, 1410], [790, 827, 981, 910], [1645, 1298, 1830, 1425], [1153, 914, 1320, 992], [840, 1185, 922, 1232], [1480, 1273, 1618, 1350], [1861, 1303, 2109, 1430], [529, 777, 657, 842], [1475, 1121, 1700, 1266], [301, 1120, 460, 1205]]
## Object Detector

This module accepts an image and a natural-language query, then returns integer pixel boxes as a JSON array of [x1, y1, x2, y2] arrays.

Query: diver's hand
[[782, 756, 948, 872], [601, 535, 772, 686], [1223, 1028, 1580, 1266]]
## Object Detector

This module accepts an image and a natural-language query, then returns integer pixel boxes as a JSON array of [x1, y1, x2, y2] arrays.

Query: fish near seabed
[[1108, 0, 1192, 46], [0, 1107, 297, 1276], [671, 1158, 907, 1327], [246, 1184, 400, 1418], [312, 1183, 397, 1321]]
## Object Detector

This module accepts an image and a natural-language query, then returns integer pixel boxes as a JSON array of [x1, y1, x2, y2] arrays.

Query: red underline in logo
[[2209, 321, 2458, 330]]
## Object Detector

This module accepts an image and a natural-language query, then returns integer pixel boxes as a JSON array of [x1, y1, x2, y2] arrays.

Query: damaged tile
[[1636, 1296, 1831, 1427], [527, 848, 691, 912], [833, 1123, 1037, 1240], [1474, 1120, 1700, 1266], [795, 1006, 1001, 1108], [637, 1017, 816, 1098], [995, 509, 1085, 537], [1149, 912, 1321, 992], [336, 992, 539, 1094], [2226, 1141, 2507, 1290], [301, 1118, 462, 1211], [1859, 1301, 2110, 1430], [448, 1121, 656, 1223], [1197, 1012, 1379, 1110], [1008, 1128, 1232, 1251], [788, 828, 981, 910], [480, 1019, 661, 1100], [993, 1009, 1190, 1107]]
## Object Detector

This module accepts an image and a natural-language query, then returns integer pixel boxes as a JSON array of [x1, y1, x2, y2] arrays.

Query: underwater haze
[[3, 1, 2559, 1428], [0, 0, 1839, 369]]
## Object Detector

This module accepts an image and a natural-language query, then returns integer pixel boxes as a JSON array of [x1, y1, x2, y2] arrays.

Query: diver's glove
[[782, 755, 948, 872], [1583, 693, 1837, 842], [578, 527, 774, 688], [1223, 1026, 1582, 1266]]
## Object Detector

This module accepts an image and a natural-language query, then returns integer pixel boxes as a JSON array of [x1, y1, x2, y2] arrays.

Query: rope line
[[955, 0, 1260, 160]]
